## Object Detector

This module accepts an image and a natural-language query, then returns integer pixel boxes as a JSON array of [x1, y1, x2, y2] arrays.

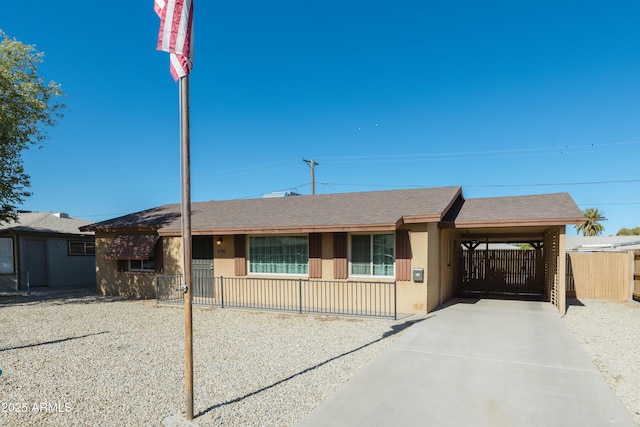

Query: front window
[[129, 258, 155, 272], [249, 236, 308, 275], [0, 237, 14, 274], [350, 234, 394, 277], [68, 241, 95, 256]]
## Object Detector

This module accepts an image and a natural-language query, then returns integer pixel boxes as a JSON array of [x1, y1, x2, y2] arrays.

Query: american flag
[[154, 0, 193, 81]]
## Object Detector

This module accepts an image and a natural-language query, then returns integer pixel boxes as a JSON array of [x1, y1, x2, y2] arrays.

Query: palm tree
[[575, 208, 607, 236]]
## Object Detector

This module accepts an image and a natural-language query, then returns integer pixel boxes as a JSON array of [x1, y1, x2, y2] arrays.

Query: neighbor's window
[[0, 237, 14, 274], [129, 257, 155, 272], [249, 236, 308, 275], [68, 241, 95, 256], [350, 234, 394, 277]]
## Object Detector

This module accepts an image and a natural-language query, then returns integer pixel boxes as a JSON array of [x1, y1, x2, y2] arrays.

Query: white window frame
[[349, 233, 395, 278], [128, 258, 155, 272], [247, 235, 309, 276]]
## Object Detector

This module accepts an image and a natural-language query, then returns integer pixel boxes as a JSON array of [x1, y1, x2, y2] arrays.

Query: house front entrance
[[192, 236, 215, 302]]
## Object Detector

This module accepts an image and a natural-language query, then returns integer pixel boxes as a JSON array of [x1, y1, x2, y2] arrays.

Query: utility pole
[[303, 158, 319, 195]]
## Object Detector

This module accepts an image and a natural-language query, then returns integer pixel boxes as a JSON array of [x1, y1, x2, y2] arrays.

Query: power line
[[319, 140, 640, 162], [320, 178, 640, 189]]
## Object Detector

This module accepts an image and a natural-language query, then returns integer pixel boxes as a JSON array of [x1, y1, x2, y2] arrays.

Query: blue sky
[[4, 1, 640, 235]]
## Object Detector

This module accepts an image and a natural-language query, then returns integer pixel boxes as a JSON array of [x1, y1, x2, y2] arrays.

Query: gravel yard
[[2, 293, 638, 426], [0, 292, 406, 426], [563, 299, 640, 426]]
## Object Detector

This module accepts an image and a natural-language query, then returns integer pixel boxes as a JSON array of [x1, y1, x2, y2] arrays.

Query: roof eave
[[396, 214, 442, 228], [84, 225, 163, 233], [447, 217, 585, 229], [158, 223, 399, 236]]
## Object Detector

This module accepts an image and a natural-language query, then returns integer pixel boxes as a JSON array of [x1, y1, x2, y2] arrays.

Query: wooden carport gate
[[458, 243, 545, 296]]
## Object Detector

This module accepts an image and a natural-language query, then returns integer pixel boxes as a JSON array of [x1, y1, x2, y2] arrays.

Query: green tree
[[616, 227, 640, 236], [514, 243, 532, 250], [0, 30, 65, 222], [575, 208, 607, 236]]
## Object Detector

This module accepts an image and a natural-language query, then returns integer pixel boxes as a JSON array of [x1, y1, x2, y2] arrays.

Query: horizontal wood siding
[[566, 252, 632, 302]]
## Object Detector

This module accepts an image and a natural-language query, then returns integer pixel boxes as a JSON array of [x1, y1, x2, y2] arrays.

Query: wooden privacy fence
[[566, 252, 633, 302], [459, 249, 544, 296]]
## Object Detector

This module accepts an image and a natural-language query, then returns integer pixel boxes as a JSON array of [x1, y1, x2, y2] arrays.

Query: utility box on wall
[[412, 268, 424, 282]]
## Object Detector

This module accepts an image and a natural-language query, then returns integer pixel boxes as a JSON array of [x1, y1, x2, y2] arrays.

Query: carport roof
[[441, 192, 584, 228]]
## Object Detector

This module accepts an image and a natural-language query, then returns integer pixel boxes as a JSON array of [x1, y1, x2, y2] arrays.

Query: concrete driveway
[[297, 298, 636, 427]]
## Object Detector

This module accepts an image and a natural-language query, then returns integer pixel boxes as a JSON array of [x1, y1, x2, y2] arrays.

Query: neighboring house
[[81, 187, 583, 314], [0, 212, 96, 290], [566, 236, 640, 252]]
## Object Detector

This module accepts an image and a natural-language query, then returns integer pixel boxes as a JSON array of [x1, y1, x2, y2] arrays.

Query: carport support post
[[557, 227, 567, 315], [180, 75, 194, 421]]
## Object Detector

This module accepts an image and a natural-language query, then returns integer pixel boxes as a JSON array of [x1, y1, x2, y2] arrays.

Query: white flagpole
[[179, 74, 194, 421]]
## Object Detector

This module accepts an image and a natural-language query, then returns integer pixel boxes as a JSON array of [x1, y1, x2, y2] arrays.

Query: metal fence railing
[[156, 275, 397, 319], [0, 272, 30, 294]]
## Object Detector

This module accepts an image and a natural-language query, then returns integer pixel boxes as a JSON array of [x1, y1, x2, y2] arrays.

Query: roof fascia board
[[397, 214, 442, 226], [450, 217, 584, 228], [460, 233, 545, 241], [82, 225, 162, 233], [441, 187, 463, 220]]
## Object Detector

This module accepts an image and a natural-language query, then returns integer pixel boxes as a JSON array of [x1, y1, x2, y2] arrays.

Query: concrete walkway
[[297, 299, 636, 427]]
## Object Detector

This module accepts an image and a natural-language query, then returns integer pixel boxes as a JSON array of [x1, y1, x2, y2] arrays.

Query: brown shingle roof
[[444, 193, 583, 228], [81, 188, 584, 235], [83, 187, 462, 234], [175, 186, 462, 235], [80, 205, 181, 232]]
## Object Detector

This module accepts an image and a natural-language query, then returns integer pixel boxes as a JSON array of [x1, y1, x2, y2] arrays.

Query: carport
[[440, 193, 584, 314]]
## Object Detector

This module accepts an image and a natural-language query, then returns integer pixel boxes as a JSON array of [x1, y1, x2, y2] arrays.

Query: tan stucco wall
[[426, 222, 442, 312], [439, 229, 458, 306], [163, 236, 183, 275], [393, 224, 427, 314], [320, 232, 333, 280], [211, 236, 235, 277], [94, 233, 156, 299]]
